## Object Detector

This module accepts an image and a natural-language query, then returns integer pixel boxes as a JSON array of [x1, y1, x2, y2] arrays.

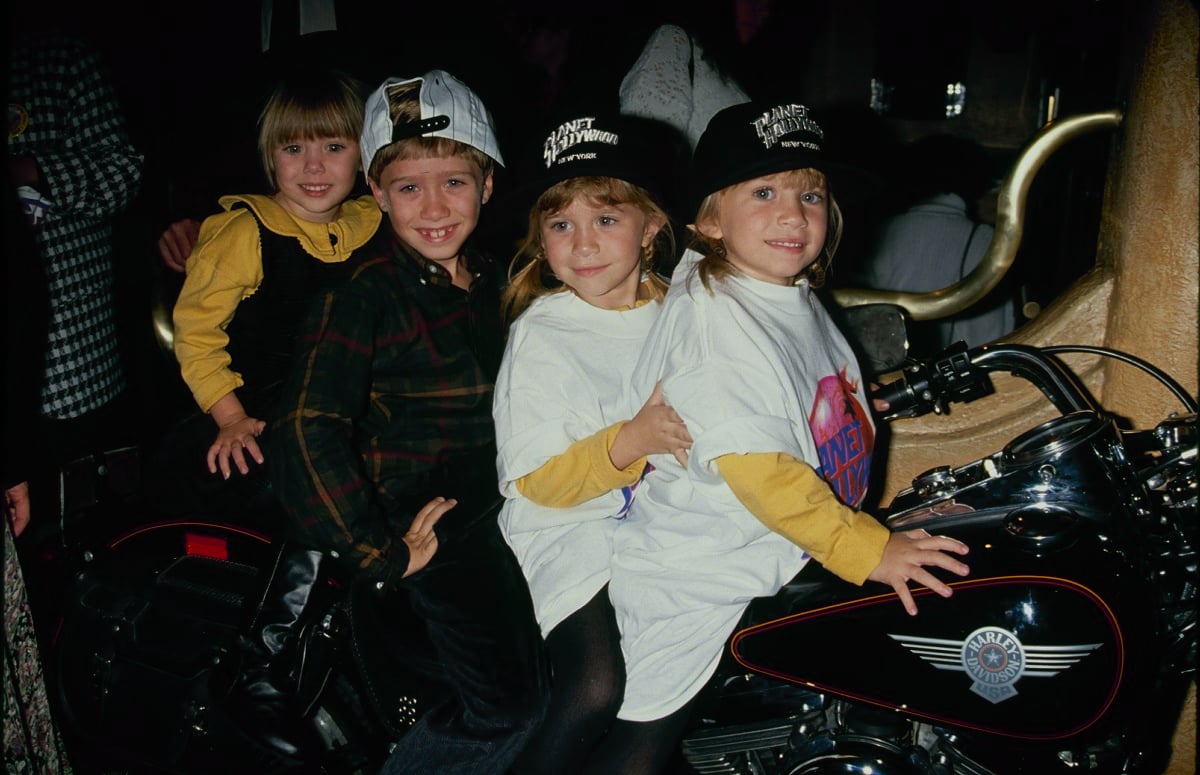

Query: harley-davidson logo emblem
[[888, 627, 1102, 704], [962, 626, 1025, 703]]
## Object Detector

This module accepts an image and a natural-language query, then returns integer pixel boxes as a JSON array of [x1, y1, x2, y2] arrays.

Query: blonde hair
[[366, 81, 495, 184], [257, 69, 366, 191], [689, 168, 843, 291], [502, 176, 673, 322]]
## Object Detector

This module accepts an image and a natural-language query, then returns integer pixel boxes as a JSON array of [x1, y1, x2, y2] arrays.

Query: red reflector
[[186, 533, 229, 561]]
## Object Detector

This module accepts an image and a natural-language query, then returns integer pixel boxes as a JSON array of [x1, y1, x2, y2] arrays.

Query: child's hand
[[867, 530, 970, 616], [611, 381, 694, 470], [869, 382, 890, 414], [207, 414, 267, 479], [402, 497, 456, 578]]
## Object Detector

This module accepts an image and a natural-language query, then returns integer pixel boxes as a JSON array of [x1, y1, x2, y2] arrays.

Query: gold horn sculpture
[[832, 111, 1123, 321]]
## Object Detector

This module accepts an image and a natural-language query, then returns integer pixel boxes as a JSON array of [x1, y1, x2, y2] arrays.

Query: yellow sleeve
[[516, 422, 646, 507], [172, 211, 264, 413], [717, 452, 890, 585]]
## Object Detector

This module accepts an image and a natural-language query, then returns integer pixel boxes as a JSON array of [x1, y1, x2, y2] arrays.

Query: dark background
[[6, 0, 1125, 450]]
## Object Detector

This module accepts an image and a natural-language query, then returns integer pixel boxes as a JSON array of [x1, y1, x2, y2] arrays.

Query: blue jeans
[[379, 517, 549, 775]]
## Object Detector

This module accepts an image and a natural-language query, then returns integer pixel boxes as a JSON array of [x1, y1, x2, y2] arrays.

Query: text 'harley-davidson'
[[678, 341, 1197, 775]]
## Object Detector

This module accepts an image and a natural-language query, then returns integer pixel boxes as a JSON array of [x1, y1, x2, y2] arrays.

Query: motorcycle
[[45, 303, 910, 774], [51, 328, 1195, 775], [678, 339, 1197, 774], [52, 492, 446, 773]]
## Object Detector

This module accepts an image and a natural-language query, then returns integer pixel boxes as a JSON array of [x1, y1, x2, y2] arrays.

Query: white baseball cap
[[361, 69, 503, 180]]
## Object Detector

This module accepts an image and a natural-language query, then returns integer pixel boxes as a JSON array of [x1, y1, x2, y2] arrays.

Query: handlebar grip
[[874, 368, 935, 420], [873, 344, 991, 420]]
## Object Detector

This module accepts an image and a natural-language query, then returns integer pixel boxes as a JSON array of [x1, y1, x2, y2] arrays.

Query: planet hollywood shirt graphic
[[615, 461, 654, 521], [808, 367, 874, 508]]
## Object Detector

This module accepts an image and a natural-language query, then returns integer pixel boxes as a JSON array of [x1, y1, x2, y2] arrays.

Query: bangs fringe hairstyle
[[258, 69, 367, 191], [689, 168, 843, 291], [501, 176, 674, 322], [366, 81, 495, 184]]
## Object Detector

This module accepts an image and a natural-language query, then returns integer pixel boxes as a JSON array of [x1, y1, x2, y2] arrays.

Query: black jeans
[[379, 516, 549, 775]]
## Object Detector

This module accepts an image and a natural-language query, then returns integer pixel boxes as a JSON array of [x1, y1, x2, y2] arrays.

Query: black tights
[[580, 702, 696, 775], [512, 587, 624, 775]]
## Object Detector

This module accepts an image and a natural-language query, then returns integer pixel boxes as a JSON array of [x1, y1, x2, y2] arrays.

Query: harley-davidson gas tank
[[730, 410, 1160, 743]]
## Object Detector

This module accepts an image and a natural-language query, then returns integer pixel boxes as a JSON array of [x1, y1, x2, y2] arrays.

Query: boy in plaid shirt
[[269, 70, 547, 774]]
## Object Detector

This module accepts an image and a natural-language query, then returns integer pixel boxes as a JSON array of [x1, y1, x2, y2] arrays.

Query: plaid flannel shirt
[[7, 36, 144, 418], [270, 224, 507, 589]]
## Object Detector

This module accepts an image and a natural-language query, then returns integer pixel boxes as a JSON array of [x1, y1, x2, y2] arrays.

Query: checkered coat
[[7, 35, 143, 418]]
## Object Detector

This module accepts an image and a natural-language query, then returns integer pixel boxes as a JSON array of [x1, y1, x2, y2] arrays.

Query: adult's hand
[[5, 481, 31, 537], [159, 218, 202, 273]]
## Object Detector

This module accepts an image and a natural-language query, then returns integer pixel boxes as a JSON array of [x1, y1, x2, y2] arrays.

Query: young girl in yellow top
[[169, 69, 379, 512], [492, 112, 691, 773]]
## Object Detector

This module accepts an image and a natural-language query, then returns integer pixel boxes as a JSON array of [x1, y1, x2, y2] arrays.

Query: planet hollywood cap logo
[[750, 104, 823, 151], [543, 117, 619, 169]]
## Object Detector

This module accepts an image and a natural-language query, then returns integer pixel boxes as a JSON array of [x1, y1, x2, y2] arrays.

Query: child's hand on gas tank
[[868, 530, 970, 616]]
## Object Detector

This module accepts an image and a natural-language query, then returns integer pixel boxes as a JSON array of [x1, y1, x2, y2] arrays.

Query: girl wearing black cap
[[492, 113, 692, 774], [592, 100, 971, 772]]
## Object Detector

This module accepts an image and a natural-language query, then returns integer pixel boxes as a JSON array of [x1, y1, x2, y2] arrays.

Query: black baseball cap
[[512, 112, 669, 209], [690, 100, 878, 213]]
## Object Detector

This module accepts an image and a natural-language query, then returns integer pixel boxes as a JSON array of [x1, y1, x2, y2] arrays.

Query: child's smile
[[417, 225, 459, 243], [370, 156, 493, 279], [703, 172, 828, 285], [271, 136, 359, 224]]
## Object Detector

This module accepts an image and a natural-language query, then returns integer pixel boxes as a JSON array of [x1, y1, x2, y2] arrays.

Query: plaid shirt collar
[[386, 227, 489, 290]]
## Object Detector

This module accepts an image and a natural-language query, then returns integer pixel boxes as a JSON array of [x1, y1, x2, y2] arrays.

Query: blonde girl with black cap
[[590, 100, 972, 773], [492, 112, 692, 774]]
